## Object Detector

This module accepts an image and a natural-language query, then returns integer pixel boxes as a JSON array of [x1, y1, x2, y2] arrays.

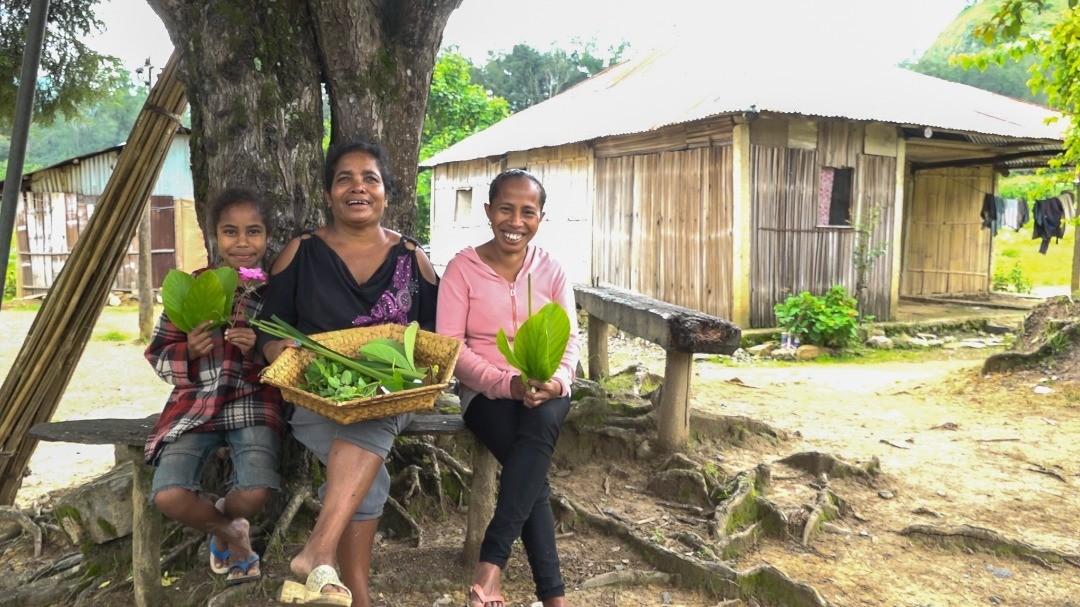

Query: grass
[[96, 330, 131, 342], [991, 222, 1074, 289]]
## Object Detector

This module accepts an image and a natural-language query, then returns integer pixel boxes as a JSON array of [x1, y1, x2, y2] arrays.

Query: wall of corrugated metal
[[748, 119, 897, 327], [153, 136, 194, 199], [900, 166, 993, 296], [593, 145, 735, 319], [428, 144, 593, 285]]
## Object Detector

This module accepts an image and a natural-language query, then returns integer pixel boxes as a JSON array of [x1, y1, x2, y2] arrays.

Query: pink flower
[[239, 267, 267, 282]]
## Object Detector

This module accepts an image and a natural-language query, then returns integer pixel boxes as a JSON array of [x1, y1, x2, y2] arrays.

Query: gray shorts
[[289, 407, 412, 521]]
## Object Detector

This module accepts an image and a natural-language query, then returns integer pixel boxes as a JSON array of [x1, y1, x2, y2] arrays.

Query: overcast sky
[[90, 0, 976, 80]]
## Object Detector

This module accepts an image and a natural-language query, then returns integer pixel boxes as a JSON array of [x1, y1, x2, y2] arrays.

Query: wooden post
[[1071, 178, 1080, 293], [125, 445, 162, 607], [656, 350, 693, 453], [586, 314, 609, 379], [463, 435, 497, 578], [138, 204, 154, 342]]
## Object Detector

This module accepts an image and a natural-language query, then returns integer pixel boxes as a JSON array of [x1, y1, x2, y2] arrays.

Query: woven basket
[[260, 324, 461, 425]]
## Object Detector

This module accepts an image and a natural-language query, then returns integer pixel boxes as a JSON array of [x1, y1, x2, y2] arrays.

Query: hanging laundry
[[999, 198, 1028, 231], [1059, 191, 1075, 222], [980, 193, 1004, 236], [1032, 197, 1065, 254]]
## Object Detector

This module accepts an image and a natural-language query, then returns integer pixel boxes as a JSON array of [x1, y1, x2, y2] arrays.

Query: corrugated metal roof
[[421, 46, 1067, 167]]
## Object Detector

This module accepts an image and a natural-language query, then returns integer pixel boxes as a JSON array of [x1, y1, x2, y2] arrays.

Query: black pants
[[463, 393, 571, 601]]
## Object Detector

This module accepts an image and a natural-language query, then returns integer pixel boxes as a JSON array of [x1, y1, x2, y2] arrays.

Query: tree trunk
[[149, 0, 462, 251], [147, 0, 327, 261], [313, 0, 462, 234]]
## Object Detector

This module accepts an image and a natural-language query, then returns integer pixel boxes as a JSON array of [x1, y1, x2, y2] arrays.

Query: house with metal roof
[[421, 45, 1067, 328], [2, 130, 204, 297]]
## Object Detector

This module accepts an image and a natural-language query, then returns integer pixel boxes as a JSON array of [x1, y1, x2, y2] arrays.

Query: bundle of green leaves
[[301, 357, 381, 401], [251, 316, 432, 398], [160, 267, 238, 333], [497, 301, 571, 384]]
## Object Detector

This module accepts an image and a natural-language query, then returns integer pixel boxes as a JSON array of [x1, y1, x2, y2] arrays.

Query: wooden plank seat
[[574, 284, 742, 452], [28, 412, 485, 606]]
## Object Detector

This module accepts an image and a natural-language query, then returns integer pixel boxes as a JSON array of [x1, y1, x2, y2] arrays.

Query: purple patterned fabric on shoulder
[[352, 254, 413, 327]]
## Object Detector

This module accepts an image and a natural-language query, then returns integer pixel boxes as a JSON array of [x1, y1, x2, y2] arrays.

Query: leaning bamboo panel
[[0, 52, 186, 504]]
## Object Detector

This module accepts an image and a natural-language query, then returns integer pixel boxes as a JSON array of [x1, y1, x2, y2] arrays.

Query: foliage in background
[[992, 262, 1034, 292], [0, 0, 127, 130], [471, 41, 626, 113], [773, 286, 866, 349], [958, 0, 1080, 168], [997, 168, 1074, 201], [414, 51, 511, 243], [904, 0, 1067, 103]]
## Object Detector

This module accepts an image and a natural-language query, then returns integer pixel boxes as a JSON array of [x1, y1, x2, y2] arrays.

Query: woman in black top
[[258, 139, 438, 607]]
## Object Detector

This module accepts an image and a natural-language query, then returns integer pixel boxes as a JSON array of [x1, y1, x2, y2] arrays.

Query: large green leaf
[[213, 267, 239, 315], [500, 302, 570, 384], [182, 270, 228, 330], [497, 328, 527, 380], [535, 302, 571, 381], [160, 270, 195, 332]]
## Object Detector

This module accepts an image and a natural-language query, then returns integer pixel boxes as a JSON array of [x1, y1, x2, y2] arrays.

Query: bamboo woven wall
[[749, 145, 897, 327], [593, 145, 734, 319], [900, 166, 993, 296]]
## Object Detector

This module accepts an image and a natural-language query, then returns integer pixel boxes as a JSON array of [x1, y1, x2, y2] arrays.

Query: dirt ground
[[0, 304, 1077, 606]]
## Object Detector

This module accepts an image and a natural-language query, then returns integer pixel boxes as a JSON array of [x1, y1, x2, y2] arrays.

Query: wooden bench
[[574, 284, 742, 453], [28, 412, 492, 607]]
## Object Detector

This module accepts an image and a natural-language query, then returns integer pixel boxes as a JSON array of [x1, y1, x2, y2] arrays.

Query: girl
[[437, 169, 580, 607], [144, 187, 284, 585]]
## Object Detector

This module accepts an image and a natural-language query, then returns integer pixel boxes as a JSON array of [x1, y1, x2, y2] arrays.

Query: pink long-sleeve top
[[436, 245, 580, 411]]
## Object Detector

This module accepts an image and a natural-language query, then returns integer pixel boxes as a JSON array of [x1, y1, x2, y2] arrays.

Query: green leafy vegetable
[[251, 316, 429, 396], [497, 301, 571, 384], [301, 355, 380, 401], [160, 268, 238, 333]]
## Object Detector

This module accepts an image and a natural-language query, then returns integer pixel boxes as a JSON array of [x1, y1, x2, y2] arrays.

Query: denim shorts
[[150, 425, 281, 500], [289, 406, 412, 521]]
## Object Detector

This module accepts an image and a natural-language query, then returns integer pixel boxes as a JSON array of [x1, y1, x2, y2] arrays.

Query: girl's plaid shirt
[[143, 282, 284, 463]]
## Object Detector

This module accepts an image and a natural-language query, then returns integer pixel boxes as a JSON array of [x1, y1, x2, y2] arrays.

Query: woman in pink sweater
[[437, 169, 580, 607]]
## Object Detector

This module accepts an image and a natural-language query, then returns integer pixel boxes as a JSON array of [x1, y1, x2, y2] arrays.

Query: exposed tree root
[[384, 496, 423, 547], [690, 411, 789, 444], [556, 494, 831, 606], [711, 466, 770, 538], [801, 490, 842, 547], [267, 483, 313, 556], [900, 524, 1080, 569], [0, 507, 44, 557], [580, 569, 672, 589], [0, 564, 83, 607], [777, 452, 880, 481]]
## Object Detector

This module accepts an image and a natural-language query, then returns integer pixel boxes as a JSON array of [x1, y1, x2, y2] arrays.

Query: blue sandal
[[208, 537, 230, 575], [226, 553, 261, 586]]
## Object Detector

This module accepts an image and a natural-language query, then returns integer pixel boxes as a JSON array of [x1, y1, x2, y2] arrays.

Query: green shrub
[[992, 263, 1033, 294], [773, 285, 866, 349]]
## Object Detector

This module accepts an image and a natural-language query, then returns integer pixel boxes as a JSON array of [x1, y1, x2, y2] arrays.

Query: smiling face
[[324, 150, 387, 225], [215, 201, 267, 270], [485, 175, 545, 256]]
